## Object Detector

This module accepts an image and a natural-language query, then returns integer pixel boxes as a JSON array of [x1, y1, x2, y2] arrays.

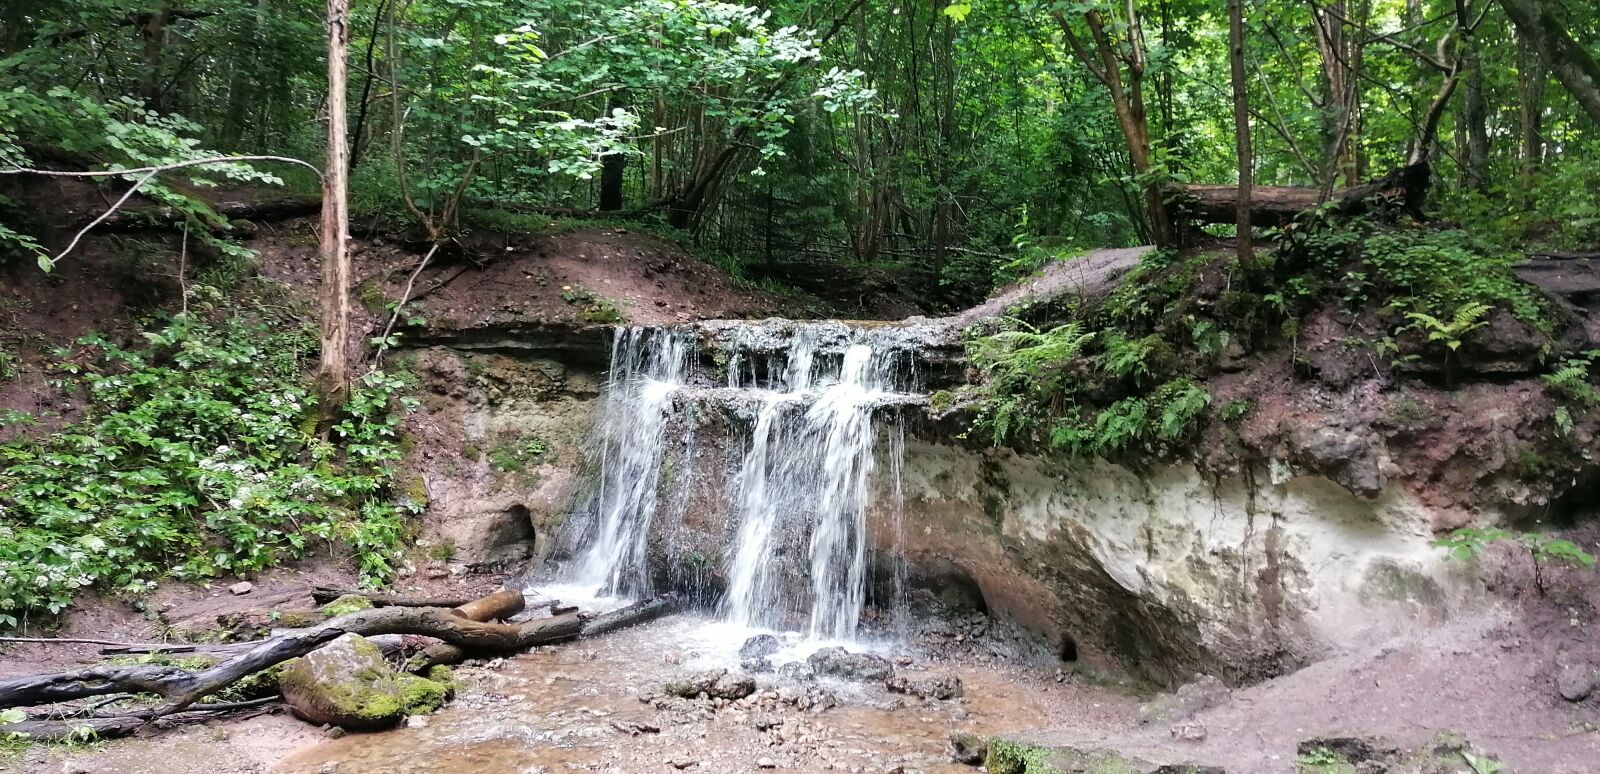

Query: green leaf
[[36, 254, 53, 272], [943, 2, 972, 22]]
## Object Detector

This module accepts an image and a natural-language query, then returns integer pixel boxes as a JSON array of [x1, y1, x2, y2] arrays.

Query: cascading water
[[571, 327, 693, 597], [562, 321, 924, 640]]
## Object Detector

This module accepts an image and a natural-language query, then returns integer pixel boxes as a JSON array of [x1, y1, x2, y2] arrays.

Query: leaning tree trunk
[[1498, 0, 1600, 125], [318, 0, 353, 404]]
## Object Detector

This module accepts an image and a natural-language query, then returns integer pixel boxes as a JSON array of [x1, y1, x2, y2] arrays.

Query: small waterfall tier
[[567, 320, 941, 640]]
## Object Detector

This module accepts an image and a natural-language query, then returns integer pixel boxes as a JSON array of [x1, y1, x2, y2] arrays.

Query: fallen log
[[86, 195, 323, 232], [1166, 161, 1430, 231], [405, 594, 680, 671], [309, 586, 555, 611], [0, 608, 584, 713], [577, 594, 678, 638], [449, 588, 525, 621]]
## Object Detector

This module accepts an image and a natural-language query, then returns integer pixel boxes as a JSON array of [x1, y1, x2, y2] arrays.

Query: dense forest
[[3, 0, 1597, 306], [1, 0, 1599, 766]]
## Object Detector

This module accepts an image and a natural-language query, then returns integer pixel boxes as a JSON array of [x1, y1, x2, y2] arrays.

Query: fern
[[1544, 351, 1600, 407], [1404, 301, 1492, 352], [1156, 379, 1210, 439], [1098, 331, 1155, 382]]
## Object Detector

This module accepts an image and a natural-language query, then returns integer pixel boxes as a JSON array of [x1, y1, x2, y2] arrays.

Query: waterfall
[[568, 321, 920, 640], [571, 327, 693, 597]]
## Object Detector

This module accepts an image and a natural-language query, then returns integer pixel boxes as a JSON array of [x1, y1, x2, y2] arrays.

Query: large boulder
[[806, 647, 894, 682], [279, 634, 453, 730]]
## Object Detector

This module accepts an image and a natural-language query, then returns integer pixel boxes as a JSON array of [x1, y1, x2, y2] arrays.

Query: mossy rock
[[319, 594, 375, 617], [279, 633, 452, 730]]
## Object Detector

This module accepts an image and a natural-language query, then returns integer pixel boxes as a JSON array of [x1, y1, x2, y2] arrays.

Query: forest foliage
[[0, 0, 1597, 617]]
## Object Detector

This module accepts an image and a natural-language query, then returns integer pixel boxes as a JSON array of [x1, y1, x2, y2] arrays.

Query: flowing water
[[562, 322, 925, 640]]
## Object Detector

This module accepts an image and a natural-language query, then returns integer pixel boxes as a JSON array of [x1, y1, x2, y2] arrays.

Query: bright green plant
[[0, 305, 419, 626], [1438, 527, 1596, 595], [1544, 351, 1600, 407], [1404, 302, 1492, 353]]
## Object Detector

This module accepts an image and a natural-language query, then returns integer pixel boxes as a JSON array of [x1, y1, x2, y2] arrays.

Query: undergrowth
[[0, 295, 420, 627], [958, 213, 1584, 463]]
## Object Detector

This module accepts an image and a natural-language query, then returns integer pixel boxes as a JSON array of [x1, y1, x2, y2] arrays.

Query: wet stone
[[741, 634, 782, 659], [947, 732, 987, 765], [885, 675, 963, 700], [777, 662, 816, 681], [807, 646, 894, 682]]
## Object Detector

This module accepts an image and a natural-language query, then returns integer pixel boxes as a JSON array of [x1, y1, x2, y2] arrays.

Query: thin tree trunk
[[318, 0, 353, 403], [1515, 36, 1545, 192], [140, 7, 170, 113], [1228, 0, 1253, 264]]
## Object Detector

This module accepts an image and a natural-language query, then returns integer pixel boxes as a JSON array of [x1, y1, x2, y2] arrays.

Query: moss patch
[[319, 594, 375, 617]]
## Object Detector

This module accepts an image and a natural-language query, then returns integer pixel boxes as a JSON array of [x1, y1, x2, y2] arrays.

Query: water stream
[[563, 322, 924, 640]]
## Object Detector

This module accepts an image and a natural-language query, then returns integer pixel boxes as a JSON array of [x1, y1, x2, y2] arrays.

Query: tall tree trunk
[[598, 98, 626, 211], [348, 0, 392, 172], [318, 0, 353, 403], [1497, 0, 1600, 125], [1460, 30, 1489, 189], [1515, 35, 1546, 192], [1228, 0, 1253, 264], [140, 7, 170, 113]]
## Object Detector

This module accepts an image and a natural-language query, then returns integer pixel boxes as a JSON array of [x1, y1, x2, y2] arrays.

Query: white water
[[571, 327, 692, 597], [567, 322, 918, 642]]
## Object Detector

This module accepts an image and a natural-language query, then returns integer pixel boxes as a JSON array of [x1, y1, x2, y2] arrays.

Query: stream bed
[[274, 614, 1139, 774]]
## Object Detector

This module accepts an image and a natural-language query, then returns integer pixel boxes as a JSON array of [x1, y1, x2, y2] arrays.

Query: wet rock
[[777, 662, 816, 681], [792, 687, 838, 712], [807, 647, 894, 682], [662, 669, 756, 700], [756, 758, 776, 769], [885, 675, 963, 700], [610, 719, 660, 735], [1137, 674, 1229, 724], [740, 634, 781, 659], [947, 732, 987, 765], [741, 656, 774, 673], [229, 581, 254, 596], [1295, 425, 1385, 497], [279, 633, 453, 730]]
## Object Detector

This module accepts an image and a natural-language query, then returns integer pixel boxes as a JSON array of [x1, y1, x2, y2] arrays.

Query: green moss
[[397, 674, 451, 714], [106, 653, 220, 670], [984, 740, 1062, 774], [319, 594, 375, 617]]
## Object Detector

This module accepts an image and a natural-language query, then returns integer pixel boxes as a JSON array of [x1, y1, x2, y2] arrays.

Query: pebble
[[756, 757, 776, 769], [228, 580, 254, 595]]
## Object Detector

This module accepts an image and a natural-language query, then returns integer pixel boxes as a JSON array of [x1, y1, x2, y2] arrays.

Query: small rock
[[611, 719, 661, 735], [1170, 721, 1208, 742], [1557, 662, 1597, 702], [742, 656, 774, 673], [229, 581, 254, 596], [756, 758, 776, 769], [885, 675, 963, 700], [741, 634, 782, 659], [947, 732, 987, 765], [323, 726, 347, 739], [807, 647, 894, 682], [777, 662, 816, 682], [668, 757, 697, 770], [405, 715, 430, 729], [318, 764, 340, 774]]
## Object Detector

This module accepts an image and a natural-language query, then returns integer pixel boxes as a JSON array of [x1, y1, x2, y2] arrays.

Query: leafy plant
[[0, 305, 419, 626], [1544, 351, 1600, 407], [1438, 527, 1596, 595], [1404, 301, 1492, 353]]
